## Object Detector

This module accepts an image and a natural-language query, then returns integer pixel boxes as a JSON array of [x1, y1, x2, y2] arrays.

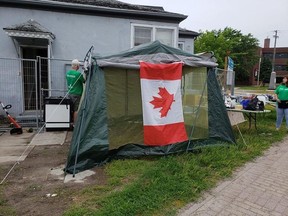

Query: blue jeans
[[276, 107, 288, 128]]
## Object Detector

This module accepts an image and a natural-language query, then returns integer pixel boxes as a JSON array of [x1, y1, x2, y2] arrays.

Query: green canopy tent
[[65, 41, 235, 174]]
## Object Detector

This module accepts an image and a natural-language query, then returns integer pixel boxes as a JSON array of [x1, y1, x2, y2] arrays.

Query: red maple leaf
[[150, 87, 175, 117]]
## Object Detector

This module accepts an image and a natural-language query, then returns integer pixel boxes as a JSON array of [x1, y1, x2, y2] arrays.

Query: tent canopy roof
[[95, 40, 218, 69]]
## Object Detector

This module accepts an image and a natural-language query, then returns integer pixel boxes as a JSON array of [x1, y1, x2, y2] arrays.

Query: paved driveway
[[0, 129, 67, 164], [0, 129, 34, 164]]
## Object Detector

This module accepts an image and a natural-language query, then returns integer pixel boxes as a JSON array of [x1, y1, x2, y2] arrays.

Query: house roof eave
[[4, 29, 55, 42], [0, 0, 188, 23], [179, 28, 200, 38]]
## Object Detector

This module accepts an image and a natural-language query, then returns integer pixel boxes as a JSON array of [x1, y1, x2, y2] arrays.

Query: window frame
[[131, 23, 177, 48], [178, 41, 185, 50]]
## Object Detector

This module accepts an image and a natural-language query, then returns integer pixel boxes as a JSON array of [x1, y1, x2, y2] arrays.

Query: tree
[[260, 57, 272, 85], [194, 27, 259, 83]]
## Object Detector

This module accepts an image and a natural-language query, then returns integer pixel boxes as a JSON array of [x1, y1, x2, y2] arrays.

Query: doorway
[[22, 47, 48, 110]]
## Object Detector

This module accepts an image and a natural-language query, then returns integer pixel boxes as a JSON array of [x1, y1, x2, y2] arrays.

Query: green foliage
[[195, 27, 259, 83], [260, 57, 272, 84]]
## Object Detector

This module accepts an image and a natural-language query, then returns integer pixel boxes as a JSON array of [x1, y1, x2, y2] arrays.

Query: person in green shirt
[[274, 76, 288, 130], [66, 59, 85, 126]]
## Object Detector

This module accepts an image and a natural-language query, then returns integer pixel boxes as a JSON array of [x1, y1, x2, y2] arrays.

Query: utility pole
[[224, 50, 230, 94], [257, 56, 261, 86], [268, 30, 279, 90], [272, 30, 278, 72]]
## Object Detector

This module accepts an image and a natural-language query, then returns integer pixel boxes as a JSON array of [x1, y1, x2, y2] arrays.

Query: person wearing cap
[[66, 59, 85, 126]]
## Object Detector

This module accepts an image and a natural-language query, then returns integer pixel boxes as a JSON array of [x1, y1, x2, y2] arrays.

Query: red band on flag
[[144, 122, 188, 146], [140, 62, 182, 80]]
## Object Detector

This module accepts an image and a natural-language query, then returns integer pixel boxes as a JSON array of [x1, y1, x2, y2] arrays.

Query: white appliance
[[44, 97, 71, 130]]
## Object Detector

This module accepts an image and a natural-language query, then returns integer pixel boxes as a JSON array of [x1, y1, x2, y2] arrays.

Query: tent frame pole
[[72, 53, 94, 177]]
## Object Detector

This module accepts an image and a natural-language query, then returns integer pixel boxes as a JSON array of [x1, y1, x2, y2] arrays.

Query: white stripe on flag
[[141, 79, 184, 126]]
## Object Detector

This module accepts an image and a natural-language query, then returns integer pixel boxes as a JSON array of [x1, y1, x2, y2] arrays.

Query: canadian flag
[[140, 62, 188, 146]]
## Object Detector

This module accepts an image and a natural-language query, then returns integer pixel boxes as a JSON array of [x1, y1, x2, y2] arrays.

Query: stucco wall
[[0, 7, 179, 59], [178, 37, 195, 54]]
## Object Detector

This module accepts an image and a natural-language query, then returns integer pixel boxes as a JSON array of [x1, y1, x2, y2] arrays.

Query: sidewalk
[[0, 129, 67, 164], [0, 129, 94, 184], [178, 138, 288, 216]]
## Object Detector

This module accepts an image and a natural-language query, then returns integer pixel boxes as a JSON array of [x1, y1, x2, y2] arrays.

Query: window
[[178, 42, 184, 50], [262, 53, 273, 59], [155, 28, 174, 46], [131, 24, 177, 47], [276, 53, 288, 58], [134, 26, 152, 46], [275, 65, 287, 71], [263, 52, 288, 59]]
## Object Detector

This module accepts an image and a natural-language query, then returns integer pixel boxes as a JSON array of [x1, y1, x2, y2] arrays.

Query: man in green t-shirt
[[66, 59, 85, 125], [275, 76, 288, 130]]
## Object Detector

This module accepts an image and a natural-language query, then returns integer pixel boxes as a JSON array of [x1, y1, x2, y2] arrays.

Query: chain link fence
[[0, 57, 74, 129], [0, 58, 36, 115]]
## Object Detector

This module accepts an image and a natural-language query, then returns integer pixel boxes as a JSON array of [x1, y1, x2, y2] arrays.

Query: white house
[[0, 0, 199, 118]]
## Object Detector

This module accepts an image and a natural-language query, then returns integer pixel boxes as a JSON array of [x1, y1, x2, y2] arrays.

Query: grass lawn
[[0, 86, 282, 215], [236, 85, 268, 90], [235, 85, 276, 94], [63, 104, 285, 216]]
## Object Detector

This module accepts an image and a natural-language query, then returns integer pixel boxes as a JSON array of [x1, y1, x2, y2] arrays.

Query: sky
[[123, 0, 288, 48]]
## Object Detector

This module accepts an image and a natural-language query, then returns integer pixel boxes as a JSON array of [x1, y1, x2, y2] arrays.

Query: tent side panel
[[182, 67, 209, 140], [127, 70, 142, 116], [104, 68, 144, 149], [104, 68, 127, 118], [65, 65, 109, 174], [104, 68, 142, 118], [207, 69, 235, 143]]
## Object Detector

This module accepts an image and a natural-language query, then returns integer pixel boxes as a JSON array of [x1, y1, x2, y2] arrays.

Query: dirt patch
[[0, 131, 107, 216]]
